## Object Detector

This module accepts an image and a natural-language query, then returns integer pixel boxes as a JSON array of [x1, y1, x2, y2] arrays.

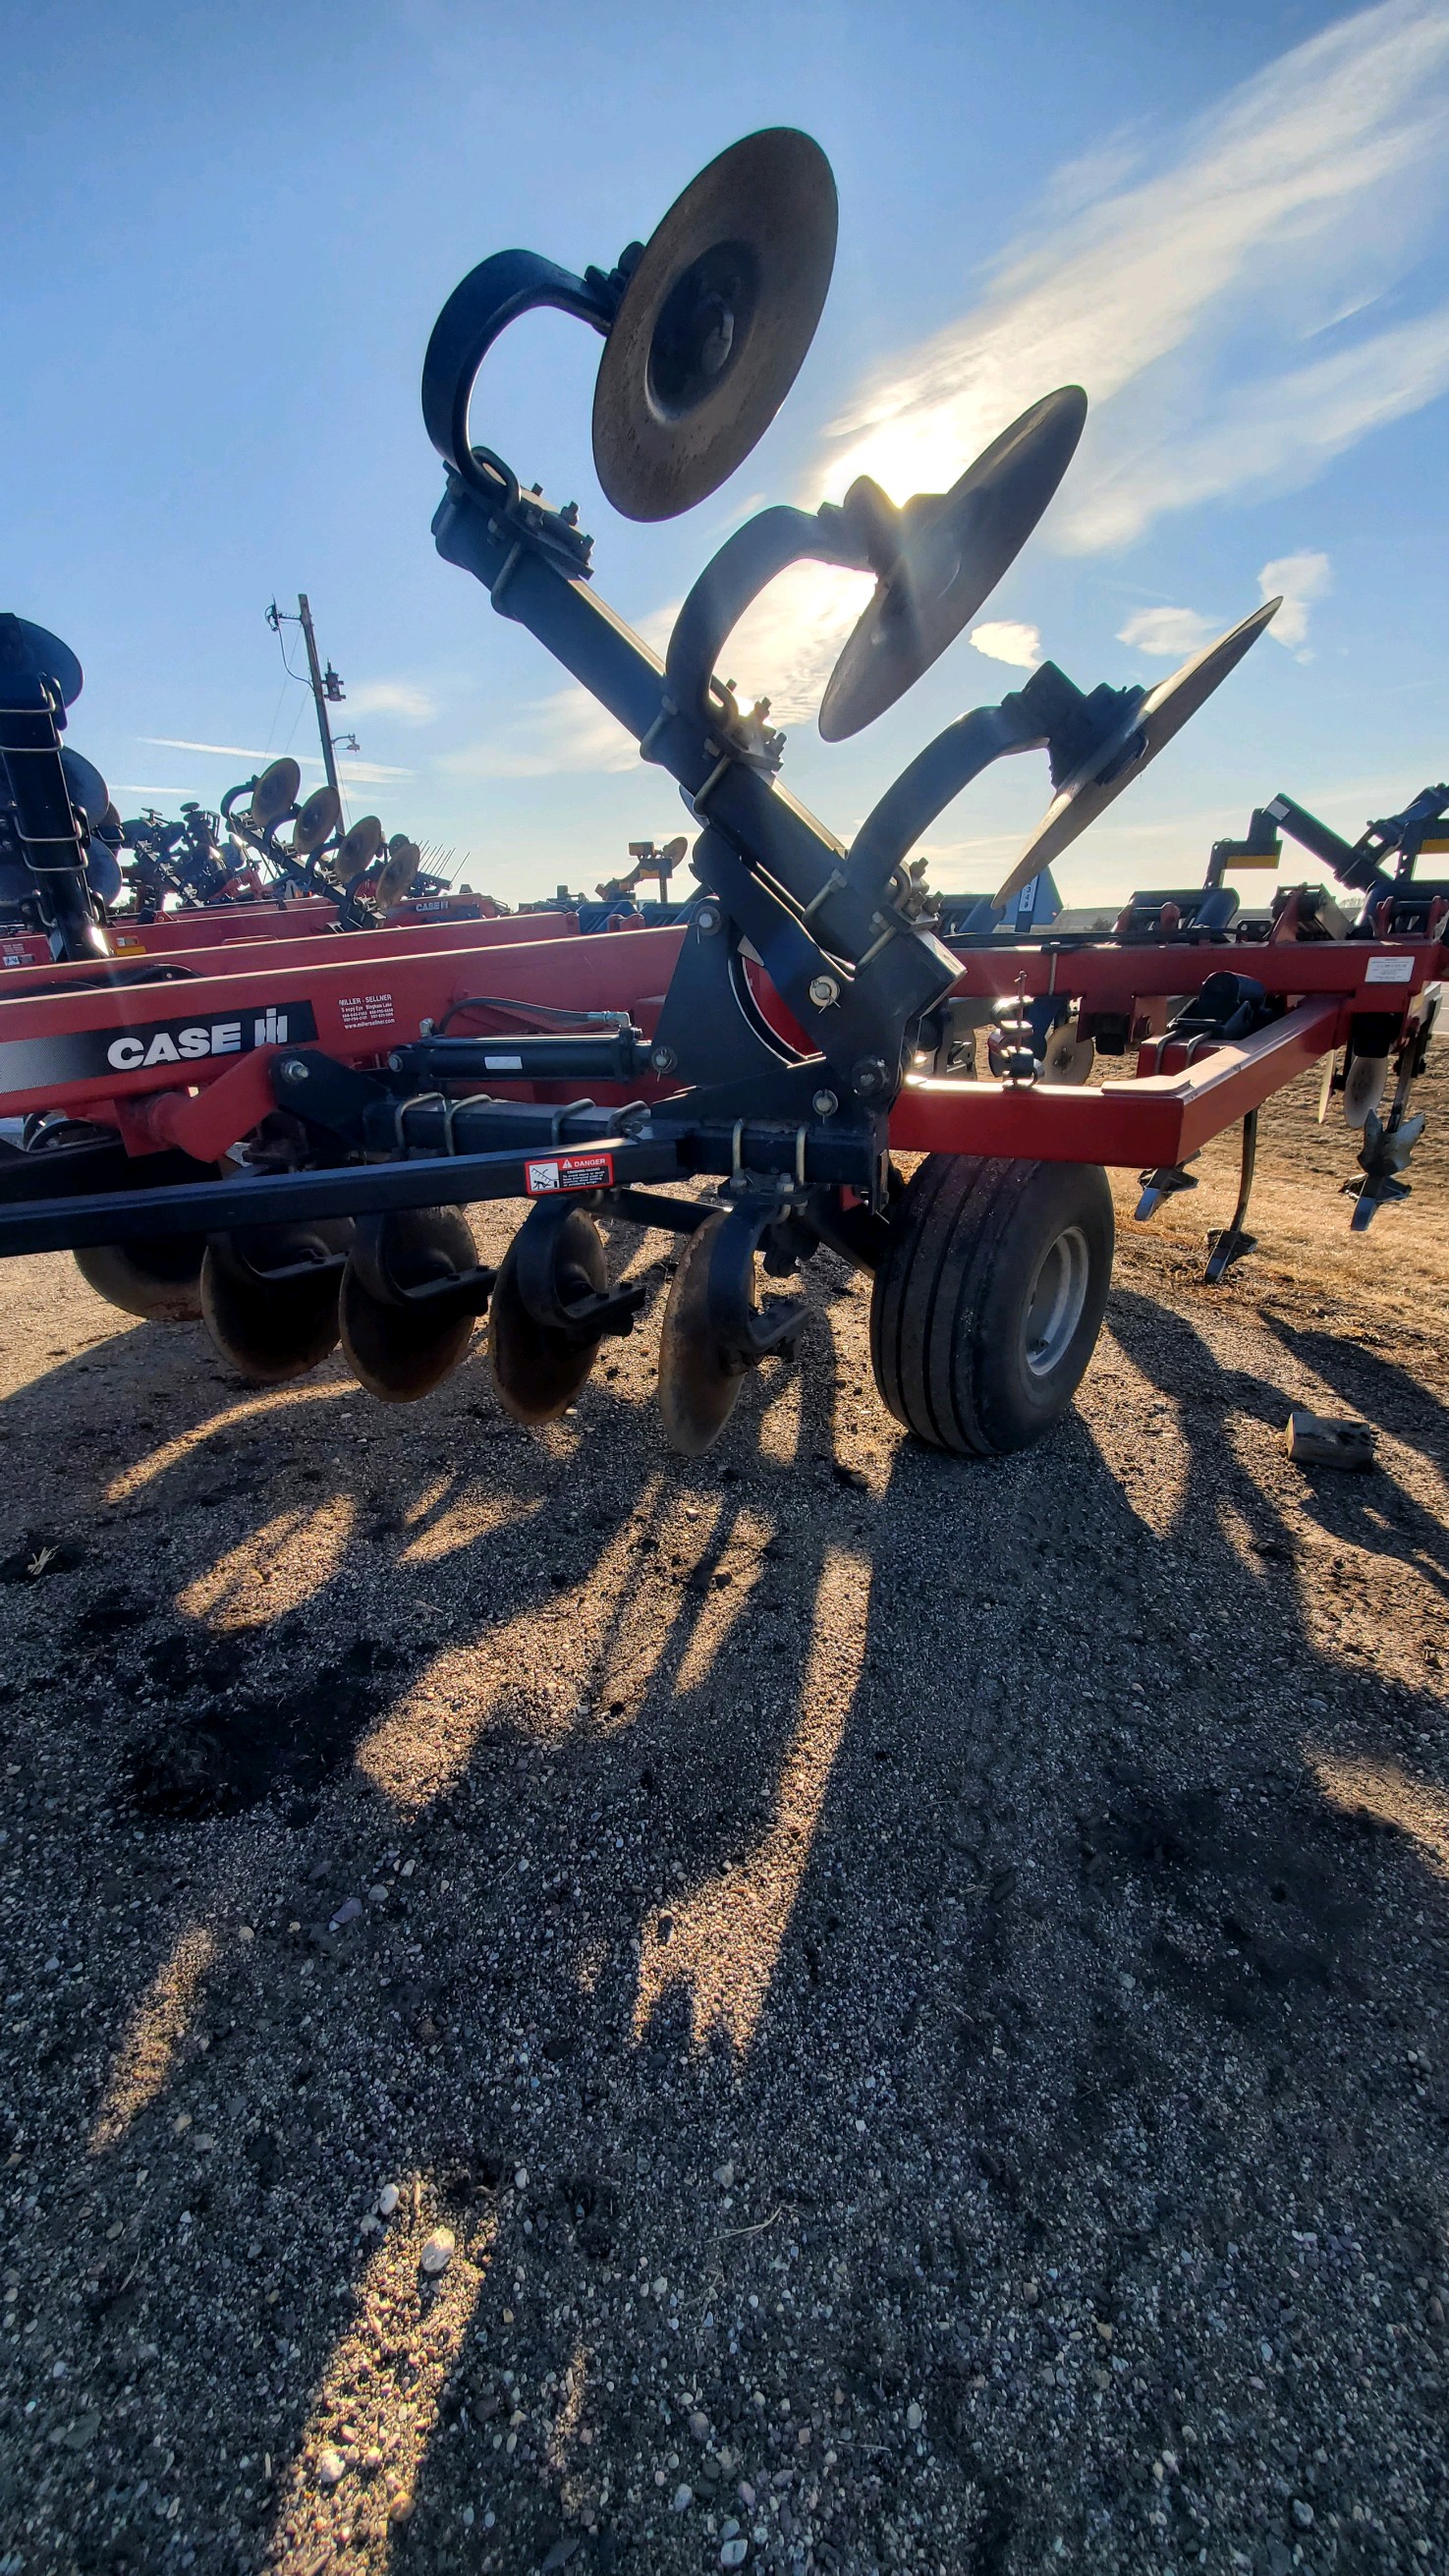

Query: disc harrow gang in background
[[247, 757, 302, 828]]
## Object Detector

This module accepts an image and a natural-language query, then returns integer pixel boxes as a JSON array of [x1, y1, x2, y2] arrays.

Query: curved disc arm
[[421, 250, 616, 482], [664, 505, 871, 727], [846, 699, 1045, 903]]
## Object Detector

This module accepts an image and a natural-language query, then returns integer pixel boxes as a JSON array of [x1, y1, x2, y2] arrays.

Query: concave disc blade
[[74, 1236, 205, 1323], [593, 129, 837, 523], [656, 1213, 745, 1457], [995, 601, 1279, 905], [490, 1209, 607, 1424], [249, 757, 301, 827], [200, 1225, 347, 1383], [60, 747, 109, 826], [374, 839, 420, 912], [337, 813, 384, 873], [0, 618, 83, 708], [290, 786, 340, 854], [819, 387, 1087, 743], [340, 1205, 479, 1402]]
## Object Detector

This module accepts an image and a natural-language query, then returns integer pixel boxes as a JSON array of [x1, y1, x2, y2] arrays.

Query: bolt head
[[811, 1090, 839, 1120], [852, 1055, 889, 1098], [696, 904, 721, 936], [282, 1057, 308, 1084], [650, 1044, 677, 1074], [808, 974, 840, 1009]]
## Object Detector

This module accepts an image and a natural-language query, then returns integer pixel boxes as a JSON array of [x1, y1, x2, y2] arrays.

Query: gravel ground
[[0, 1148, 1446, 2576]]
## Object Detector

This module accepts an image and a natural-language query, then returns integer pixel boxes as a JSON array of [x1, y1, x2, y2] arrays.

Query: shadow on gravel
[[1, 1269, 1448, 2575]]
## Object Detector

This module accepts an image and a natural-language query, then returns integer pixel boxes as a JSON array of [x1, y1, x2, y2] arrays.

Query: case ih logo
[[0, 999, 319, 1100], [105, 1004, 311, 1072]]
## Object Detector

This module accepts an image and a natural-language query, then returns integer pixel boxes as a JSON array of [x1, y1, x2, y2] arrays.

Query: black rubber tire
[[74, 1236, 206, 1323], [869, 1154, 1113, 1456]]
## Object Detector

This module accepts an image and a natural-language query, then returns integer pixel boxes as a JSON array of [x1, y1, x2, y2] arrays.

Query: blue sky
[[5, 0, 1446, 907]]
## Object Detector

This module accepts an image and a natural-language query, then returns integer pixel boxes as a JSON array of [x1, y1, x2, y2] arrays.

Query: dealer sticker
[[525, 1151, 615, 1196], [338, 992, 397, 1031]]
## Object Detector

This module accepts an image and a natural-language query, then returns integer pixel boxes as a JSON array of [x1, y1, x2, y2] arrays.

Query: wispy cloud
[[1116, 605, 1217, 658], [1258, 547, 1331, 648], [344, 680, 440, 725], [141, 736, 412, 786], [442, 686, 643, 782], [817, 0, 1449, 550], [970, 620, 1042, 670]]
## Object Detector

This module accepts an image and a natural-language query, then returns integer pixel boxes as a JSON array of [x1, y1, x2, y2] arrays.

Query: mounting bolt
[[852, 1055, 889, 1099], [418, 1016, 435, 1036], [696, 903, 722, 936], [281, 1057, 308, 1084], [650, 1043, 678, 1074], [811, 1089, 839, 1120], [808, 974, 840, 1009]]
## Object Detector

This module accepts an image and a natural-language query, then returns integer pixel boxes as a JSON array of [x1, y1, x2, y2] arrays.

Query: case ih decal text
[[0, 1001, 319, 1097]]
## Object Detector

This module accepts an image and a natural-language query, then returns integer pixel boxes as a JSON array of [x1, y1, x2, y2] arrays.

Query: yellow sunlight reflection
[[270, 2209, 494, 2567], [105, 1378, 354, 1501], [356, 1482, 667, 1810], [177, 1496, 357, 1629], [1311, 1753, 1449, 1882], [400, 1490, 544, 1566], [633, 1540, 871, 2057], [90, 1925, 215, 2152]]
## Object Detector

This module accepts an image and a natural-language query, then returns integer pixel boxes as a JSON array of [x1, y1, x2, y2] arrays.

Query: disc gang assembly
[[0, 131, 1443, 1456]]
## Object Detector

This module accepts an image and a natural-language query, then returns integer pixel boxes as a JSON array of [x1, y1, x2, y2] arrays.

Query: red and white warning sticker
[[524, 1150, 615, 1196]]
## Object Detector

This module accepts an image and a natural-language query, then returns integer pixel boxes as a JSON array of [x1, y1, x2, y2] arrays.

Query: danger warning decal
[[0, 999, 319, 1097], [524, 1150, 615, 1196]]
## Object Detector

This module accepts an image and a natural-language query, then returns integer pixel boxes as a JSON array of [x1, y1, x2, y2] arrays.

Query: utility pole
[[266, 594, 354, 825], [297, 593, 344, 820]]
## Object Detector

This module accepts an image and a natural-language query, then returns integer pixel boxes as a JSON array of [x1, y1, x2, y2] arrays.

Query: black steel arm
[[847, 700, 1044, 899], [664, 505, 870, 727], [421, 250, 616, 486]]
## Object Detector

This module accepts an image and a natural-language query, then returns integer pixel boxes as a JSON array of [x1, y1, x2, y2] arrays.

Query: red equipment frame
[[0, 916, 1439, 1178]]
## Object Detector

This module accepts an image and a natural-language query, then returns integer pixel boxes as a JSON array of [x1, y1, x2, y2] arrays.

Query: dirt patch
[[0, 1081, 1445, 2575]]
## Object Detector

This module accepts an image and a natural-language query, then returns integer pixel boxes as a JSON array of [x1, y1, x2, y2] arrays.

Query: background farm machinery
[[0, 131, 1441, 1460]]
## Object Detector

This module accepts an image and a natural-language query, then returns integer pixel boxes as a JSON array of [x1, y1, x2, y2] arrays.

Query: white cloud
[[141, 735, 410, 785], [1116, 605, 1217, 658], [443, 685, 643, 782], [345, 680, 440, 725], [970, 620, 1042, 670], [1257, 547, 1332, 647], [815, 0, 1449, 550]]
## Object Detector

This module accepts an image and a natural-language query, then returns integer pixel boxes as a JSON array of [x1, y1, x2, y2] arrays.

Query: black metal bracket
[[513, 1196, 646, 1345]]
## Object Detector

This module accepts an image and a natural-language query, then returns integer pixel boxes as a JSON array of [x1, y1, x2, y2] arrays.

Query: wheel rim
[[1021, 1223, 1089, 1378]]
